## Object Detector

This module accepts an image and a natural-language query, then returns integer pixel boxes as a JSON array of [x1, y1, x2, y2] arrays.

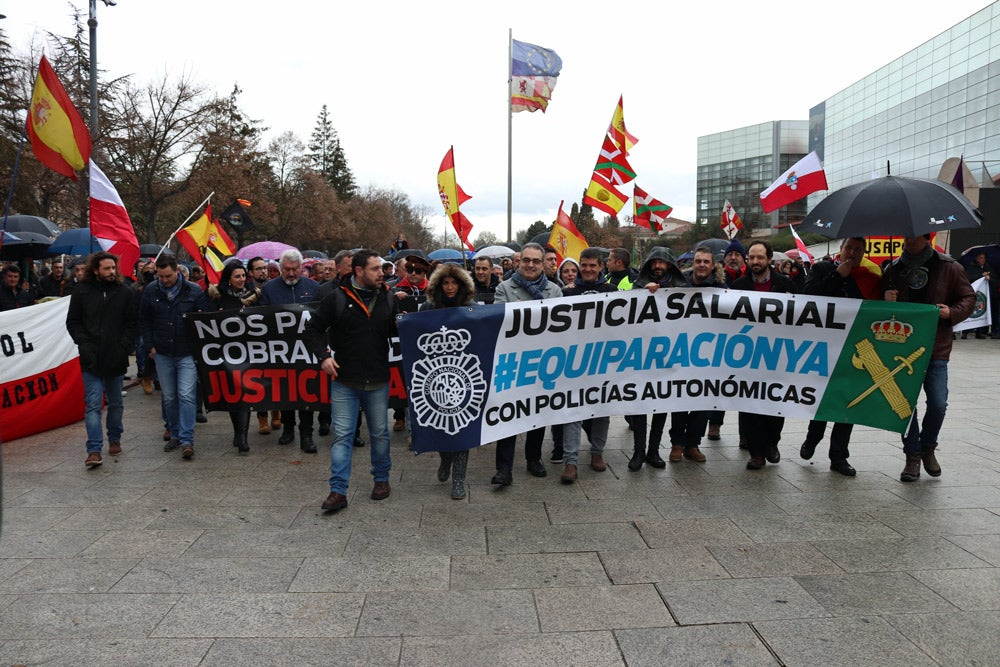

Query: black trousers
[[805, 420, 854, 461], [631, 413, 667, 450], [741, 412, 785, 459], [280, 409, 314, 435], [669, 411, 710, 448], [496, 427, 545, 469]]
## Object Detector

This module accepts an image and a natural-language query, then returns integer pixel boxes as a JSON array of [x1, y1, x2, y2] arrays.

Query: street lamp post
[[87, 0, 116, 140]]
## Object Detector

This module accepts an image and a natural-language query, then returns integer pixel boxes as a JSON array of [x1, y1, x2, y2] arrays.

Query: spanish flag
[[608, 95, 638, 155], [583, 171, 628, 216], [548, 201, 588, 263], [25, 56, 92, 180], [436, 146, 474, 251], [176, 204, 236, 284]]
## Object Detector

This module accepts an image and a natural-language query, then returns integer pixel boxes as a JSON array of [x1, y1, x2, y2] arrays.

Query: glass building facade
[[697, 121, 809, 232]]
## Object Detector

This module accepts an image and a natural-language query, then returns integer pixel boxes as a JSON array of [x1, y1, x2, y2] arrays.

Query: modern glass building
[[811, 1, 1000, 193], [698, 2, 1000, 234], [696, 121, 809, 232]]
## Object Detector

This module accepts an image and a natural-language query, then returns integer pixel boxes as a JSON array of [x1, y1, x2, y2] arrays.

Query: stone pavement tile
[[0, 593, 180, 639], [487, 523, 646, 554], [344, 526, 487, 556], [868, 508, 1000, 536], [153, 593, 365, 638], [450, 552, 609, 590], [0, 530, 104, 558], [795, 572, 955, 615], [48, 453, 170, 473], [78, 529, 204, 558], [570, 475, 690, 500], [466, 480, 589, 503], [202, 637, 401, 667], [890, 485, 1000, 510], [0, 506, 78, 533], [534, 583, 674, 631], [418, 500, 549, 528], [813, 536, 993, 573], [0, 557, 138, 594], [289, 555, 451, 592], [112, 557, 303, 593], [0, 559, 31, 585], [143, 506, 302, 530], [648, 495, 786, 520], [885, 611, 1000, 665], [0, 639, 213, 666], [674, 473, 803, 496], [4, 484, 150, 507], [659, 577, 828, 624], [357, 590, 537, 636], [51, 505, 164, 531], [600, 546, 731, 584], [400, 631, 623, 666], [634, 518, 753, 548], [288, 494, 422, 529], [615, 624, 778, 666], [947, 534, 1000, 566], [708, 542, 844, 577], [766, 489, 920, 515], [754, 616, 936, 667], [218, 485, 344, 507], [910, 568, 1000, 611], [131, 483, 245, 507], [731, 512, 903, 543], [545, 498, 662, 524], [184, 528, 351, 558]]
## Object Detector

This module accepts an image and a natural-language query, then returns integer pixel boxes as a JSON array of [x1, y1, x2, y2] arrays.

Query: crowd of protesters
[[0, 231, 978, 511]]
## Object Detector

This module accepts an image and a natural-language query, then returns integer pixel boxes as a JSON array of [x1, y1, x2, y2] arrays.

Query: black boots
[[645, 446, 666, 468], [438, 452, 454, 482], [230, 410, 250, 455], [451, 451, 468, 499]]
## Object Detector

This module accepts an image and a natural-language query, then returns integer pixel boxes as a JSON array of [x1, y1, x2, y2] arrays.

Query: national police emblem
[[410, 326, 487, 435]]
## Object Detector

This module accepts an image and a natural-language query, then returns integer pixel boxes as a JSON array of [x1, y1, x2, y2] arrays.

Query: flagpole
[[154, 191, 214, 263], [506, 28, 513, 243]]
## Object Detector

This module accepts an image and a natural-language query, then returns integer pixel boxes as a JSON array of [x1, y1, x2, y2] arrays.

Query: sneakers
[[181, 445, 194, 459], [668, 446, 684, 463], [393, 418, 405, 432], [321, 492, 348, 512], [549, 446, 564, 464], [108, 441, 122, 456], [684, 447, 706, 462], [257, 414, 271, 435], [707, 424, 721, 441], [85, 452, 103, 468], [371, 481, 391, 500]]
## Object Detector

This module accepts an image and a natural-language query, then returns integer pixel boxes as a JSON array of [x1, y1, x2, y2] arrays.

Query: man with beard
[[472, 256, 498, 304], [247, 256, 269, 291], [260, 249, 321, 453], [627, 246, 686, 471], [67, 252, 138, 467], [304, 250, 400, 512], [723, 239, 747, 287], [39, 259, 67, 297], [882, 234, 975, 482], [605, 248, 638, 290], [732, 240, 796, 470]]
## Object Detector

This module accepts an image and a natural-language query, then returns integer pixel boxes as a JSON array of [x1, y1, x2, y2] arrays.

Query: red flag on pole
[[89, 159, 139, 278], [26, 56, 92, 180]]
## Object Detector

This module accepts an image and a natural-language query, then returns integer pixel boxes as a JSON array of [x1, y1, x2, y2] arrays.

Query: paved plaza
[[1, 339, 1000, 666]]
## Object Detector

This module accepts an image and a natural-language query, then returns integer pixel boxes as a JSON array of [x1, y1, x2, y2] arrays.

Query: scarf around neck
[[512, 271, 549, 299]]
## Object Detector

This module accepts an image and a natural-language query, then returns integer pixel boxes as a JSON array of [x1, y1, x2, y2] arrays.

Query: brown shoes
[[561, 464, 578, 484], [765, 446, 781, 464], [270, 410, 282, 429], [181, 445, 194, 460], [900, 454, 922, 482], [684, 447, 706, 462], [162, 428, 171, 442], [393, 418, 405, 432], [258, 414, 271, 434], [371, 481, 391, 500], [921, 450, 942, 477], [141, 376, 153, 395], [590, 454, 606, 472], [707, 424, 721, 441], [746, 456, 765, 470], [85, 452, 103, 468], [322, 492, 348, 512], [668, 446, 684, 463], [108, 442, 122, 456]]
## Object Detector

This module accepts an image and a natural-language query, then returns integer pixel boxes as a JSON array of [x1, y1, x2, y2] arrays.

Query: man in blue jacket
[[140, 255, 208, 459]]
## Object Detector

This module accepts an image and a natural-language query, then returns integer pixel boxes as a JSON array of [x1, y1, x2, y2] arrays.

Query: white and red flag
[[759, 151, 828, 213], [89, 159, 139, 277], [721, 199, 742, 240], [789, 224, 815, 263]]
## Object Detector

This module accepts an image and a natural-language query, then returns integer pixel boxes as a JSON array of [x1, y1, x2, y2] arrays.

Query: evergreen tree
[[308, 104, 356, 200]]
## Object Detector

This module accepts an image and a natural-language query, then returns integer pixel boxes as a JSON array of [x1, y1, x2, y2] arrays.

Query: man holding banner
[[882, 234, 975, 482], [304, 249, 399, 513]]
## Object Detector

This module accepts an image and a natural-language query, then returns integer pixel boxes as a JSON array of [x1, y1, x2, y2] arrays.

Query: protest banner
[[954, 276, 991, 333], [397, 288, 940, 453], [186, 304, 406, 411], [0, 298, 84, 441]]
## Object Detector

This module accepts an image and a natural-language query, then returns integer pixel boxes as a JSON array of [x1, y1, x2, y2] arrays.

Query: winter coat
[[139, 276, 209, 358], [494, 274, 563, 303], [259, 275, 320, 305], [420, 262, 476, 310], [682, 263, 726, 288], [472, 272, 499, 304], [633, 246, 686, 289], [208, 284, 261, 312], [66, 279, 138, 376], [731, 270, 797, 294]]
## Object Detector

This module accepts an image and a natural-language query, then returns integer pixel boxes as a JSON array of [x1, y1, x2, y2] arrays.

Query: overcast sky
[[6, 0, 995, 242]]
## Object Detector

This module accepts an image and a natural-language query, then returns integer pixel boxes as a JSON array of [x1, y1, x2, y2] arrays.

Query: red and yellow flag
[[176, 204, 236, 284], [436, 146, 474, 251], [25, 56, 92, 180], [584, 171, 628, 216], [608, 95, 638, 155], [548, 201, 589, 263]]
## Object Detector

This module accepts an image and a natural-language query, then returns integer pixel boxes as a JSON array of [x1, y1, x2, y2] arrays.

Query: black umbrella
[[959, 244, 1000, 271], [530, 232, 553, 246], [802, 176, 983, 239], [0, 231, 53, 260], [138, 243, 174, 257], [1, 214, 61, 239], [302, 250, 329, 260]]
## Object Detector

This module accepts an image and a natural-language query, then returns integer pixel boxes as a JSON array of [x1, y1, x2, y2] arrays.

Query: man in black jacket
[[304, 250, 400, 512], [472, 256, 498, 304], [66, 252, 138, 467], [732, 240, 797, 470]]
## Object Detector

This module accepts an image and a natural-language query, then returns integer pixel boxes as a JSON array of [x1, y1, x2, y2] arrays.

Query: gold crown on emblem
[[871, 317, 913, 343]]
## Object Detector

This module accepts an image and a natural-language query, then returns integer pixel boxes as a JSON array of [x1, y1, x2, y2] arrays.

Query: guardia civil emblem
[[410, 327, 487, 435]]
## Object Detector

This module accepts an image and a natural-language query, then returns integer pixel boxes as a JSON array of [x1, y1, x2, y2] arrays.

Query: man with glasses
[[247, 256, 269, 289], [260, 249, 321, 453]]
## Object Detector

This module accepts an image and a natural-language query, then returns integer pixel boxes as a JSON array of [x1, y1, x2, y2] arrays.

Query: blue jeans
[[155, 353, 198, 445], [82, 372, 123, 453], [903, 359, 948, 455], [329, 381, 391, 494]]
